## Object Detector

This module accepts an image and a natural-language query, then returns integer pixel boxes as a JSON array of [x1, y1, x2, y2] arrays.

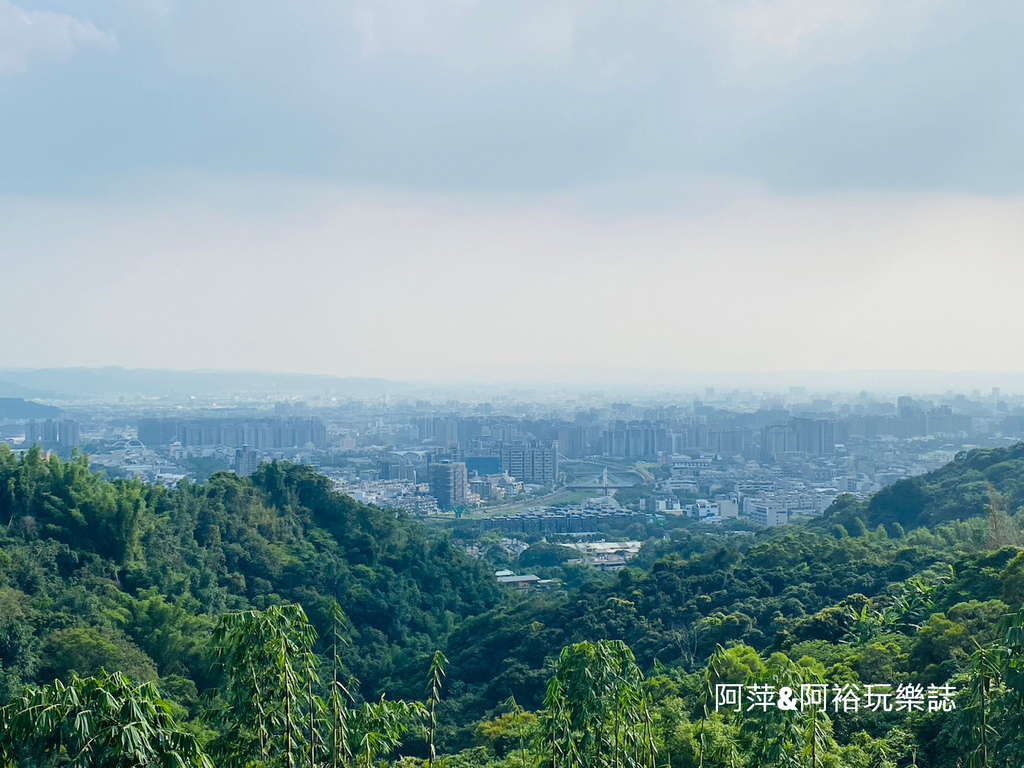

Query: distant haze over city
[[2, 3, 1023, 379], [2, 367, 1024, 399]]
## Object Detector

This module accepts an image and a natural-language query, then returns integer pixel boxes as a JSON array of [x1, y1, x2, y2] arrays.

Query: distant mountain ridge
[[0, 398, 62, 420], [0, 367, 402, 398], [0, 380, 57, 399]]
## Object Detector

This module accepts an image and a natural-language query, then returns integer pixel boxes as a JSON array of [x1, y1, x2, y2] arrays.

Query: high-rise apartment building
[[138, 418, 180, 446], [601, 421, 669, 459], [234, 446, 260, 477], [760, 424, 794, 462], [817, 419, 836, 454], [556, 425, 591, 459], [499, 442, 558, 485], [430, 461, 468, 510], [23, 418, 79, 453], [58, 419, 80, 449], [25, 419, 61, 448]]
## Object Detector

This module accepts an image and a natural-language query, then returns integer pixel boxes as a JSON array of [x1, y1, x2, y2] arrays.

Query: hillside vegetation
[[3, 443, 1024, 767], [0, 445, 498, 703], [821, 443, 1024, 532]]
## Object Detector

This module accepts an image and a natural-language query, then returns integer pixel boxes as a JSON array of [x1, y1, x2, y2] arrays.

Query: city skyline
[[4, 364, 1024, 397], [4, 374, 1004, 528]]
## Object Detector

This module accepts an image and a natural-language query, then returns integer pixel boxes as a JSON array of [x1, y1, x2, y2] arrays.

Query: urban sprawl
[[1, 386, 1012, 543]]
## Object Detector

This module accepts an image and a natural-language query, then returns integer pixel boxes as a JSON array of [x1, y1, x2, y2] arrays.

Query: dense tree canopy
[[3, 444, 1024, 767], [0, 445, 499, 702]]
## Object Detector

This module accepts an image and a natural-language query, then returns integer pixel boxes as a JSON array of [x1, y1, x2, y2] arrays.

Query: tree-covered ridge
[[3, 445, 1024, 766], [441, 521, 1004, 721], [822, 443, 1024, 532], [0, 445, 499, 701]]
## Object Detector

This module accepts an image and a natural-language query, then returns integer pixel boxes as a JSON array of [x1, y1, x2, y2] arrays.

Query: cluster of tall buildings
[[761, 418, 837, 461], [601, 420, 670, 459], [24, 419, 80, 451], [382, 399, 980, 514], [845, 400, 972, 440], [598, 407, 972, 464], [401, 406, 970, 467], [401, 442, 559, 510], [402, 396, 978, 469], [138, 416, 327, 451], [600, 421, 752, 459]]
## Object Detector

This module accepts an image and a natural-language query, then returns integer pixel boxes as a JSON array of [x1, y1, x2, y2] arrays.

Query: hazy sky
[[2, 0, 1023, 382]]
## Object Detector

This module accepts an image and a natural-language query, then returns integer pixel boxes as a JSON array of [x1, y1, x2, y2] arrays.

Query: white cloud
[[350, 0, 579, 69], [726, 0, 952, 68], [0, 0, 115, 74], [344, 0, 947, 76], [730, 0, 880, 47], [121, 0, 176, 16]]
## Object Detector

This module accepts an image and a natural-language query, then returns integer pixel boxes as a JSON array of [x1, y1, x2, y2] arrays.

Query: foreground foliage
[[0, 672, 211, 767], [4, 446, 1024, 766]]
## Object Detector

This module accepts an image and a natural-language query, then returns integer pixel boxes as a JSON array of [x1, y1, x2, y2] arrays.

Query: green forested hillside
[[4, 443, 1024, 767], [0, 445, 498, 702], [822, 443, 1024, 532], [443, 526, 961, 714]]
